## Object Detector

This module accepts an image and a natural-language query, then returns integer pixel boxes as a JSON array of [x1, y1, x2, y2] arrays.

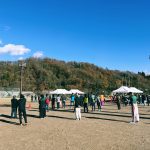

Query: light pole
[[19, 60, 26, 96]]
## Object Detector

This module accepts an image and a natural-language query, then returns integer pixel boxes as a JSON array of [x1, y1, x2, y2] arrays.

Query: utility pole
[[128, 76, 131, 87], [19, 60, 26, 96]]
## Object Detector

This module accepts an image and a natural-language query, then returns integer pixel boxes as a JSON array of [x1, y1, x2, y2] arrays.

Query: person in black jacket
[[11, 95, 18, 118], [51, 95, 56, 110], [39, 94, 46, 119], [18, 94, 27, 125], [74, 93, 81, 120]]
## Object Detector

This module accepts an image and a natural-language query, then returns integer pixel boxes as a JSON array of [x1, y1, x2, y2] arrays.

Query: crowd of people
[[10, 92, 150, 126]]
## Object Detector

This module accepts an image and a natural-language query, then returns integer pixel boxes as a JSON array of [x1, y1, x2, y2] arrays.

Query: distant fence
[[0, 91, 20, 98], [0, 88, 34, 98]]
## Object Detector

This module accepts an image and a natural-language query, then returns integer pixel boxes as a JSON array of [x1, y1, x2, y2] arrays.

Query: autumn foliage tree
[[0, 58, 149, 94]]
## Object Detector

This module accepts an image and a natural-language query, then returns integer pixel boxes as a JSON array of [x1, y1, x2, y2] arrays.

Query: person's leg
[[44, 108, 46, 117], [11, 108, 14, 118], [19, 111, 22, 125], [14, 108, 17, 118], [46, 104, 48, 111], [23, 110, 27, 123], [52, 103, 54, 110], [97, 104, 100, 111], [41, 108, 43, 118], [131, 106, 134, 122], [92, 103, 94, 111], [77, 108, 80, 120], [75, 108, 78, 120], [64, 101, 66, 108], [76, 108, 81, 120], [57, 102, 59, 109], [40, 108, 43, 118], [79, 108, 81, 120], [86, 104, 88, 113]]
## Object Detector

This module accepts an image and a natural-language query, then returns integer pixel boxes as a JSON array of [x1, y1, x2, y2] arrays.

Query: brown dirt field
[[0, 99, 150, 150]]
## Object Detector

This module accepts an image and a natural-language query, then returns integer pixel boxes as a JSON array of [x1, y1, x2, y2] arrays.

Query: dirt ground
[[0, 98, 150, 150]]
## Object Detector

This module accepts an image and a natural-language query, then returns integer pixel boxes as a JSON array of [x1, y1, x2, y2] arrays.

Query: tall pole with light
[[19, 60, 26, 96]]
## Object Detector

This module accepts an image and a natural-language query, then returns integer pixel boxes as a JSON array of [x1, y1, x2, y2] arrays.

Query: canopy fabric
[[50, 89, 71, 94], [129, 87, 143, 93], [112, 86, 131, 94], [69, 89, 84, 94]]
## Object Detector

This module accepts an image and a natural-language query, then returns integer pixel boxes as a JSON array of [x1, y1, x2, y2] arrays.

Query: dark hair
[[20, 94, 24, 98]]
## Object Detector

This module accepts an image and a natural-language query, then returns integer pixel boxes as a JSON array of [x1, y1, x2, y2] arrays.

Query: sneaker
[[129, 121, 135, 124]]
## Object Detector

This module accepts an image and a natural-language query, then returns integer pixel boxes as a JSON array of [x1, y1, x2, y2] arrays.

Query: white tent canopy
[[129, 87, 143, 93], [50, 89, 71, 95], [112, 86, 131, 94], [69, 89, 84, 94]]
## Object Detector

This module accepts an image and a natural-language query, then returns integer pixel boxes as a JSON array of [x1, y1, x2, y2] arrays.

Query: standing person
[[61, 94, 66, 108], [96, 95, 101, 112], [122, 95, 128, 106], [56, 95, 61, 109], [100, 94, 105, 107], [51, 95, 55, 110], [83, 94, 88, 113], [31, 95, 33, 102], [129, 93, 139, 124], [91, 93, 96, 111], [74, 93, 81, 120], [11, 95, 18, 118], [147, 95, 150, 106], [39, 94, 46, 119], [142, 94, 146, 106], [18, 94, 27, 125], [116, 94, 121, 110], [35, 95, 37, 102], [45, 95, 50, 112], [70, 93, 75, 108]]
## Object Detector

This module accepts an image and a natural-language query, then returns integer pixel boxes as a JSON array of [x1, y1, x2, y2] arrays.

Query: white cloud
[[0, 44, 30, 55], [33, 51, 44, 58], [18, 57, 24, 60]]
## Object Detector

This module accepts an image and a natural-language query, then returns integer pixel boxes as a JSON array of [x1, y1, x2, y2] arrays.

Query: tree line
[[0, 57, 149, 95]]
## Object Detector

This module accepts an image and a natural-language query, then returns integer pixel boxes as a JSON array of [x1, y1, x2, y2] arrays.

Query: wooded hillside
[[0, 57, 149, 94]]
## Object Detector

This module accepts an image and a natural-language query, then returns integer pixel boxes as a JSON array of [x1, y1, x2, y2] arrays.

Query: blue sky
[[0, 0, 150, 73]]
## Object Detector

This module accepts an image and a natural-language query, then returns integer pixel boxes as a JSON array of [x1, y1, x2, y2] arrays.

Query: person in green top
[[83, 94, 88, 113], [129, 92, 139, 124], [39, 94, 46, 119], [116, 94, 121, 110]]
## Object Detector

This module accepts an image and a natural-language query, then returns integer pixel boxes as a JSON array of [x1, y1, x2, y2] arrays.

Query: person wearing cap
[[18, 94, 27, 125]]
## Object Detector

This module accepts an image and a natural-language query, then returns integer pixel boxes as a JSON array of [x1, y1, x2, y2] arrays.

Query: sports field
[[0, 99, 150, 150]]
